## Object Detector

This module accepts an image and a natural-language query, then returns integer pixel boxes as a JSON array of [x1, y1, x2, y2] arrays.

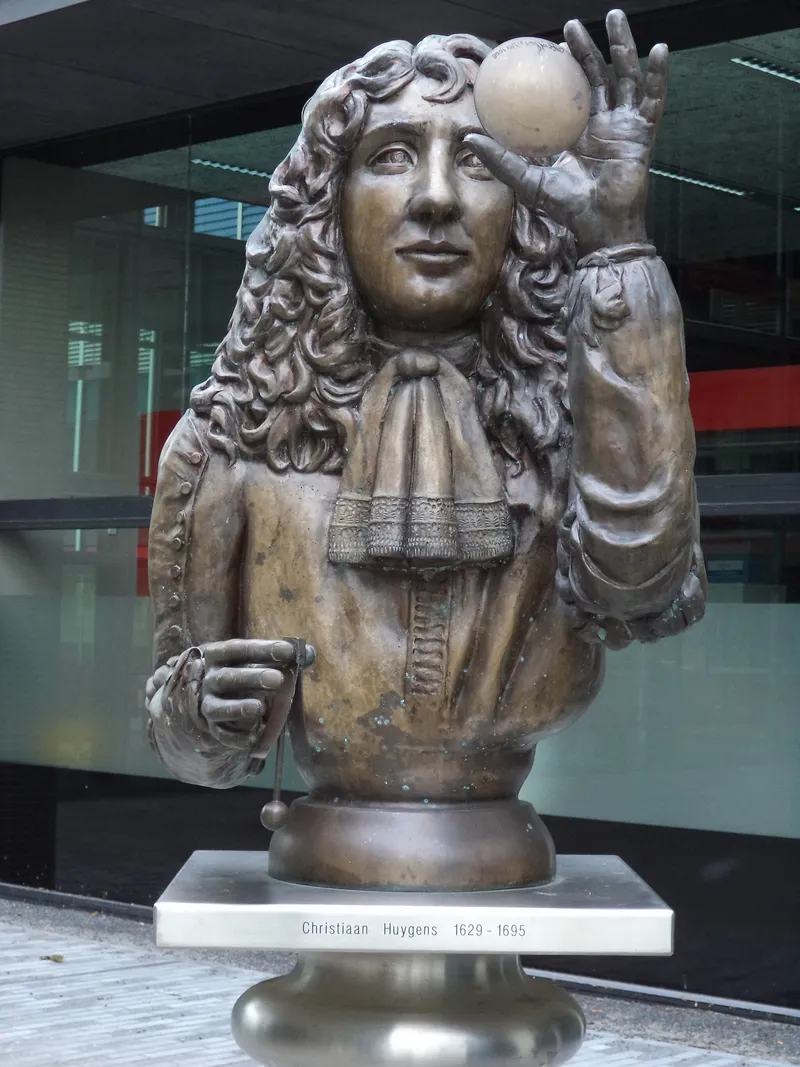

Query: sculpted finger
[[146, 665, 171, 702], [465, 134, 545, 202], [208, 666, 286, 695], [146, 673, 161, 702], [640, 43, 669, 125], [201, 694, 264, 724], [606, 9, 642, 108], [251, 678, 297, 758], [206, 719, 263, 750], [564, 18, 609, 114], [467, 136, 586, 221], [203, 639, 298, 667]]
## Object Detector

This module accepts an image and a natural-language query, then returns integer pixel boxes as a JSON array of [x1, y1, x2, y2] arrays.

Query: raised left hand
[[466, 9, 667, 257]]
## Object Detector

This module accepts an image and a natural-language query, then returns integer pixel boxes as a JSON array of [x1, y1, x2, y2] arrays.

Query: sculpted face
[[341, 76, 515, 332]]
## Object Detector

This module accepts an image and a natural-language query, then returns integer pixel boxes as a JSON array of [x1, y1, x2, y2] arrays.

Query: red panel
[[137, 409, 181, 595], [139, 408, 182, 496], [136, 529, 149, 598], [689, 365, 800, 432]]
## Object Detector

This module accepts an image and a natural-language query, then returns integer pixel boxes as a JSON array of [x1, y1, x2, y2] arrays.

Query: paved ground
[[0, 899, 796, 1067]]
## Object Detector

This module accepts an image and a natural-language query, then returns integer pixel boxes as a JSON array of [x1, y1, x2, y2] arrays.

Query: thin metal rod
[[272, 725, 287, 804]]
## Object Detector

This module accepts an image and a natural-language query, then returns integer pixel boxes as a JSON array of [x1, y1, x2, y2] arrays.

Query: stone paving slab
[[0, 917, 793, 1067]]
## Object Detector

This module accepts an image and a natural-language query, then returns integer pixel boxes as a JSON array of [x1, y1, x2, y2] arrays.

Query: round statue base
[[155, 851, 674, 1067], [268, 796, 556, 890], [232, 952, 585, 1067]]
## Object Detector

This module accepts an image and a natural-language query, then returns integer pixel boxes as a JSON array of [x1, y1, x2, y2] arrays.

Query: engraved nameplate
[[155, 851, 673, 956]]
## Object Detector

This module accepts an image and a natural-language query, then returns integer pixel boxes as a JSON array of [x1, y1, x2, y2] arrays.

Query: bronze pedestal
[[233, 954, 585, 1067], [155, 851, 674, 1067], [269, 797, 555, 890]]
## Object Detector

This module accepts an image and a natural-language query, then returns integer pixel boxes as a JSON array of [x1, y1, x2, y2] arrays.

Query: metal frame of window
[[0, 474, 798, 532], [4, 1, 797, 171]]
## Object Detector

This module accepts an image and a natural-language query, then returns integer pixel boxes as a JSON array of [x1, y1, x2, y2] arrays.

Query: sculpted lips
[[397, 238, 469, 268]]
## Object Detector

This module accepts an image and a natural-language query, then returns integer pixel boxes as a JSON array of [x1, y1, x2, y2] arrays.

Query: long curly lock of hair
[[191, 34, 575, 482]]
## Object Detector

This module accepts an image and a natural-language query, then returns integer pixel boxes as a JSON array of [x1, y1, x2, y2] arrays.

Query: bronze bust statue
[[145, 12, 706, 892]]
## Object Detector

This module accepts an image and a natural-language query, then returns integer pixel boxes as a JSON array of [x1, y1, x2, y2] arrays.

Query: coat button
[[180, 481, 192, 496], [169, 594, 181, 607], [172, 536, 184, 550], [177, 510, 186, 523], [168, 624, 182, 637], [170, 563, 182, 578], [188, 451, 202, 465]]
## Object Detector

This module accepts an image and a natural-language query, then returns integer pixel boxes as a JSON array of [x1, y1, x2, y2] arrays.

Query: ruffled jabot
[[328, 341, 513, 570]]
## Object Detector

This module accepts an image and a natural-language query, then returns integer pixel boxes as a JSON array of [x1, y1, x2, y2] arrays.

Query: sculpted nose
[[408, 151, 462, 224]]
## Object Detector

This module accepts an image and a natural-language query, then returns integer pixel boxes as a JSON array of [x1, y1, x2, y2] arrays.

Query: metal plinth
[[155, 850, 673, 956], [232, 952, 586, 1067], [155, 852, 673, 1067]]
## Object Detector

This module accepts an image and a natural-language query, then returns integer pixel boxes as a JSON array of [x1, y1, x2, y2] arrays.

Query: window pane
[[183, 129, 298, 392], [0, 149, 193, 498], [649, 29, 800, 476], [0, 528, 156, 775], [0, 526, 301, 790], [523, 515, 800, 839], [0, 124, 299, 499]]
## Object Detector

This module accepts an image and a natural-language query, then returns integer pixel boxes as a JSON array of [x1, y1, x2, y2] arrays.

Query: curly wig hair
[[191, 34, 574, 489]]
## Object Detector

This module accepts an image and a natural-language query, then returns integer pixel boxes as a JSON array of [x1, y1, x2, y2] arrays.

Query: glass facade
[[0, 16, 798, 1008]]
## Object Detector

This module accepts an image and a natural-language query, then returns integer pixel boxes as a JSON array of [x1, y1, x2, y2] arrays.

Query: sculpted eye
[[369, 144, 415, 171], [457, 148, 492, 178]]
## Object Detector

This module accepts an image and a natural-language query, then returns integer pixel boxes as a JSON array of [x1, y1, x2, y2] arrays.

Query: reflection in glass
[[648, 28, 800, 475], [1, 28, 799, 846], [0, 526, 298, 788], [1, 32, 798, 494], [525, 515, 800, 839]]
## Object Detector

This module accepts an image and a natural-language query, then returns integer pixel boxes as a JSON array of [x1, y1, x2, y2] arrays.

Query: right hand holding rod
[[200, 638, 315, 752]]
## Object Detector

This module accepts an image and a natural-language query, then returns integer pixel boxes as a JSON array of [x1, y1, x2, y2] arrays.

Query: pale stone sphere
[[474, 38, 591, 158]]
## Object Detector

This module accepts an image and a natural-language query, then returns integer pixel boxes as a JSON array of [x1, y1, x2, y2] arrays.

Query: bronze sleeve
[[146, 412, 260, 786], [556, 253, 707, 648]]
